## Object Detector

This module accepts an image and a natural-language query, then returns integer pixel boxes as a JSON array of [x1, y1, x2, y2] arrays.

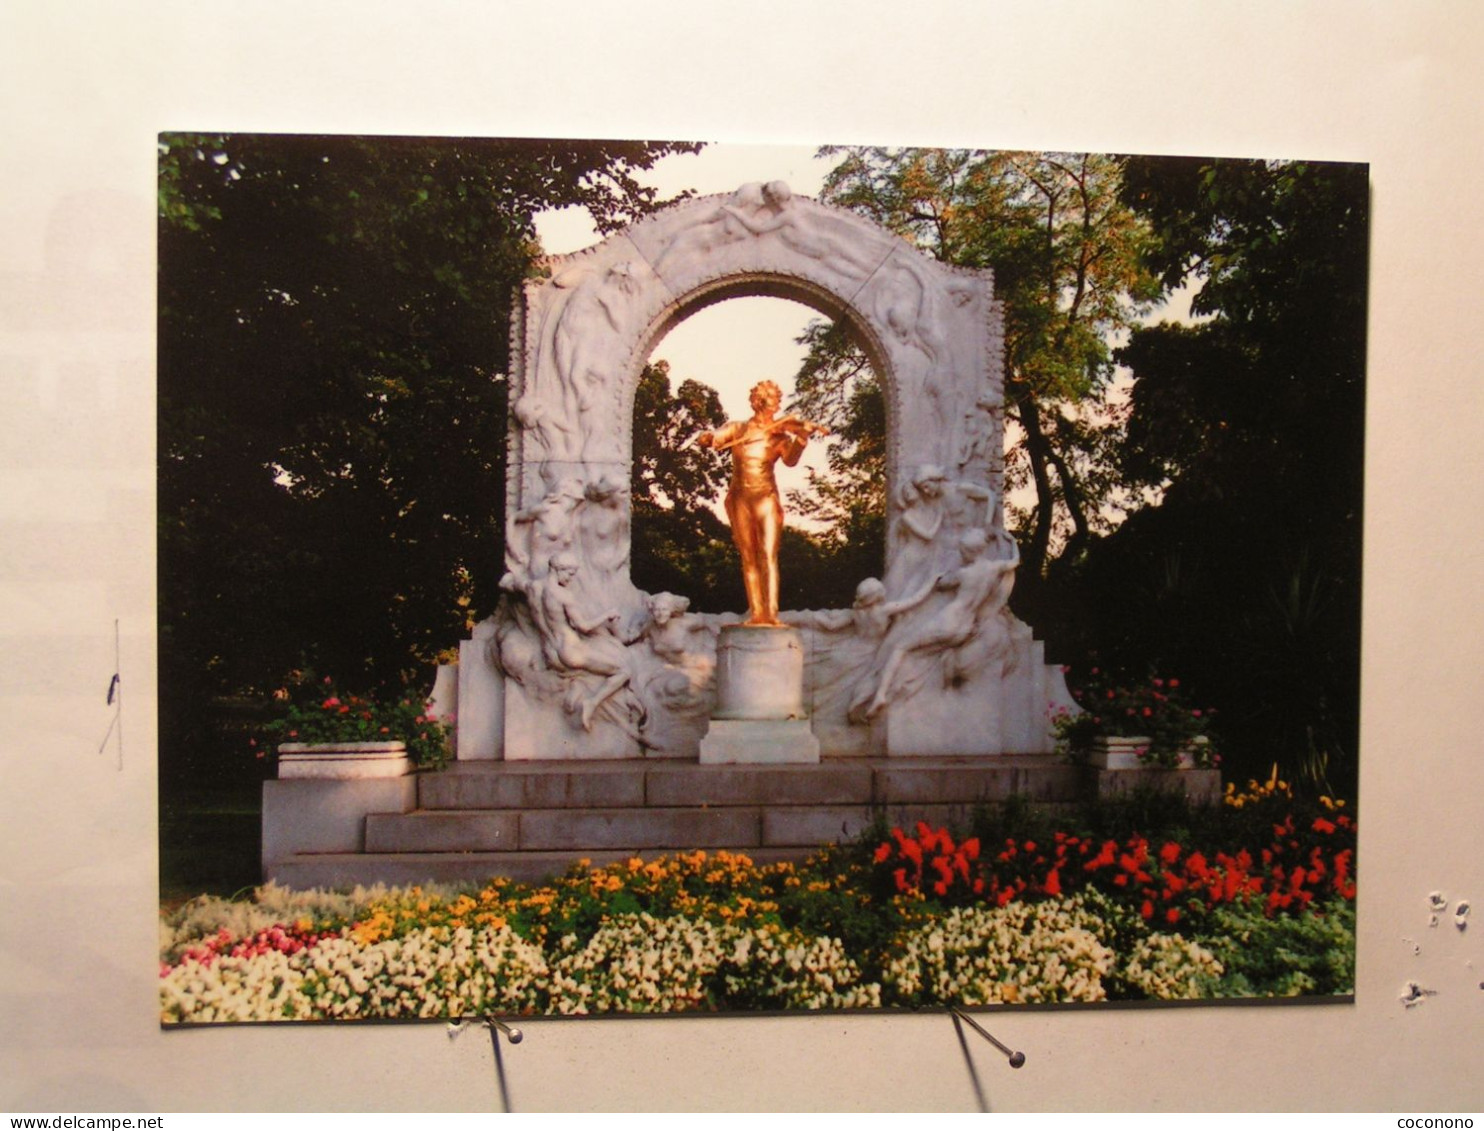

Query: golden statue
[[695, 381, 828, 627]]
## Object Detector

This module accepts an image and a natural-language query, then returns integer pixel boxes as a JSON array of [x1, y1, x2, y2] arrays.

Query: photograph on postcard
[[156, 136, 1365, 1021]]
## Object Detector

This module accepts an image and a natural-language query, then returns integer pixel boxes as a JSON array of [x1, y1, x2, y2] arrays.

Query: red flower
[[1159, 842, 1181, 866], [873, 843, 892, 864], [322, 697, 341, 709], [1165, 907, 1180, 924], [1043, 868, 1062, 897], [1312, 817, 1337, 835], [1139, 900, 1154, 920]]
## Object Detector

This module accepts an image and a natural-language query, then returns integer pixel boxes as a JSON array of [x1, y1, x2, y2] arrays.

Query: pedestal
[[700, 625, 819, 764]]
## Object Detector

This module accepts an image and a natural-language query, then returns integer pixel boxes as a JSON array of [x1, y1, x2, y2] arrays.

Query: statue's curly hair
[[749, 380, 783, 405]]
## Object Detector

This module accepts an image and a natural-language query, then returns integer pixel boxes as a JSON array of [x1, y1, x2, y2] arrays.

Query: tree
[[785, 320, 890, 593], [805, 148, 1161, 614], [1079, 156, 1369, 791], [158, 133, 700, 781], [628, 359, 740, 609]]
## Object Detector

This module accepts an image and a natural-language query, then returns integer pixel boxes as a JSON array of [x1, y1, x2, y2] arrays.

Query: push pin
[[486, 1016, 523, 1044], [950, 1007, 1025, 1068]]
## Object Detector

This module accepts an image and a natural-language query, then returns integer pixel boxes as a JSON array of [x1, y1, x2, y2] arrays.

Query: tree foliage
[[794, 148, 1366, 791], [807, 148, 1162, 606], [629, 360, 738, 608], [158, 133, 699, 776], [1064, 156, 1369, 792]]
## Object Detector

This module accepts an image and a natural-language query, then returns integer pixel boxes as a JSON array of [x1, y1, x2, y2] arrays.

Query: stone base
[[264, 755, 1089, 887], [698, 718, 821, 765], [277, 742, 413, 779], [262, 776, 418, 872], [1088, 736, 1206, 770], [713, 624, 806, 719]]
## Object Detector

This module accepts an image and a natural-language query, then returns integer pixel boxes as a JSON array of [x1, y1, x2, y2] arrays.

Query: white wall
[[2, 1, 1481, 1112]]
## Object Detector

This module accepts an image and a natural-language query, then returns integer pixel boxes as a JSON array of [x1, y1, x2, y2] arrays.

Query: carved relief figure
[[529, 551, 642, 732], [513, 393, 575, 461], [715, 181, 884, 283], [639, 592, 713, 711], [548, 260, 645, 458], [508, 477, 585, 583], [798, 577, 935, 725], [944, 478, 993, 538], [957, 392, 1001, 474], [871, 256, 977, 367], [862, 527, 1020, 718], [580, 473, 631, 577], [651, 182, 772, 272], [893, 465, 949, 593], [694, 380, 828, 627]]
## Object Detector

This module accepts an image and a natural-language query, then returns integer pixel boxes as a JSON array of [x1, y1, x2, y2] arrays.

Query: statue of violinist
[[694, 380, 828, 626]]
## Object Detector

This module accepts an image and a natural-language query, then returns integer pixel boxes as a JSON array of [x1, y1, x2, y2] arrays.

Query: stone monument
[[450, 180, 1076, 763]]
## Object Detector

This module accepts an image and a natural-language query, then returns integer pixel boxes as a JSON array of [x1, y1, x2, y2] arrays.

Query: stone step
[[417, 756, 1081, 811], [363, 799, 1085, 855], [265, 756, 1217, 890]]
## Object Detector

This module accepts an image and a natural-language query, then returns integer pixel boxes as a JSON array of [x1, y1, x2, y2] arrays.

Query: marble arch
[[456, 181, 1073, 762]]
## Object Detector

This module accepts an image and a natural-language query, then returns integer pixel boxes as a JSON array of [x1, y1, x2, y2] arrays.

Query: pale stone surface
[[761, 805, 876, 846], [644, 762, 872, 807], [712, 625, 806, 720], [365, 811, 519, 854], [517, 806, 761, 851], [276, 743, 412, 779], [420, 761, 648, 809], [261, 777, 416, 869], [455, 625, 504, 760], [428, 663, 458, 733], [1089, 737, 1201, 770], [698, 718, 820, 765]]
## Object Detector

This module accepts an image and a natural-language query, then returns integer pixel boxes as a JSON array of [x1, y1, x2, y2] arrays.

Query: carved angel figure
[[862, 527, 1019, 719]]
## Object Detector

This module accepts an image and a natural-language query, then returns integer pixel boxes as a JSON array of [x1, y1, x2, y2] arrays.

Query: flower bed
[[253, 672, 452, 770], [1052, 666, 1218, 768], [162, 795, 1357, 1023]]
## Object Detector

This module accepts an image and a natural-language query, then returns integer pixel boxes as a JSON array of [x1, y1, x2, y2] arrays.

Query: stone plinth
[[701, 624, 818, 764], [699, 718, 820, 765], [712, 625, 806, 720], [277, 742, 413, 779]]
